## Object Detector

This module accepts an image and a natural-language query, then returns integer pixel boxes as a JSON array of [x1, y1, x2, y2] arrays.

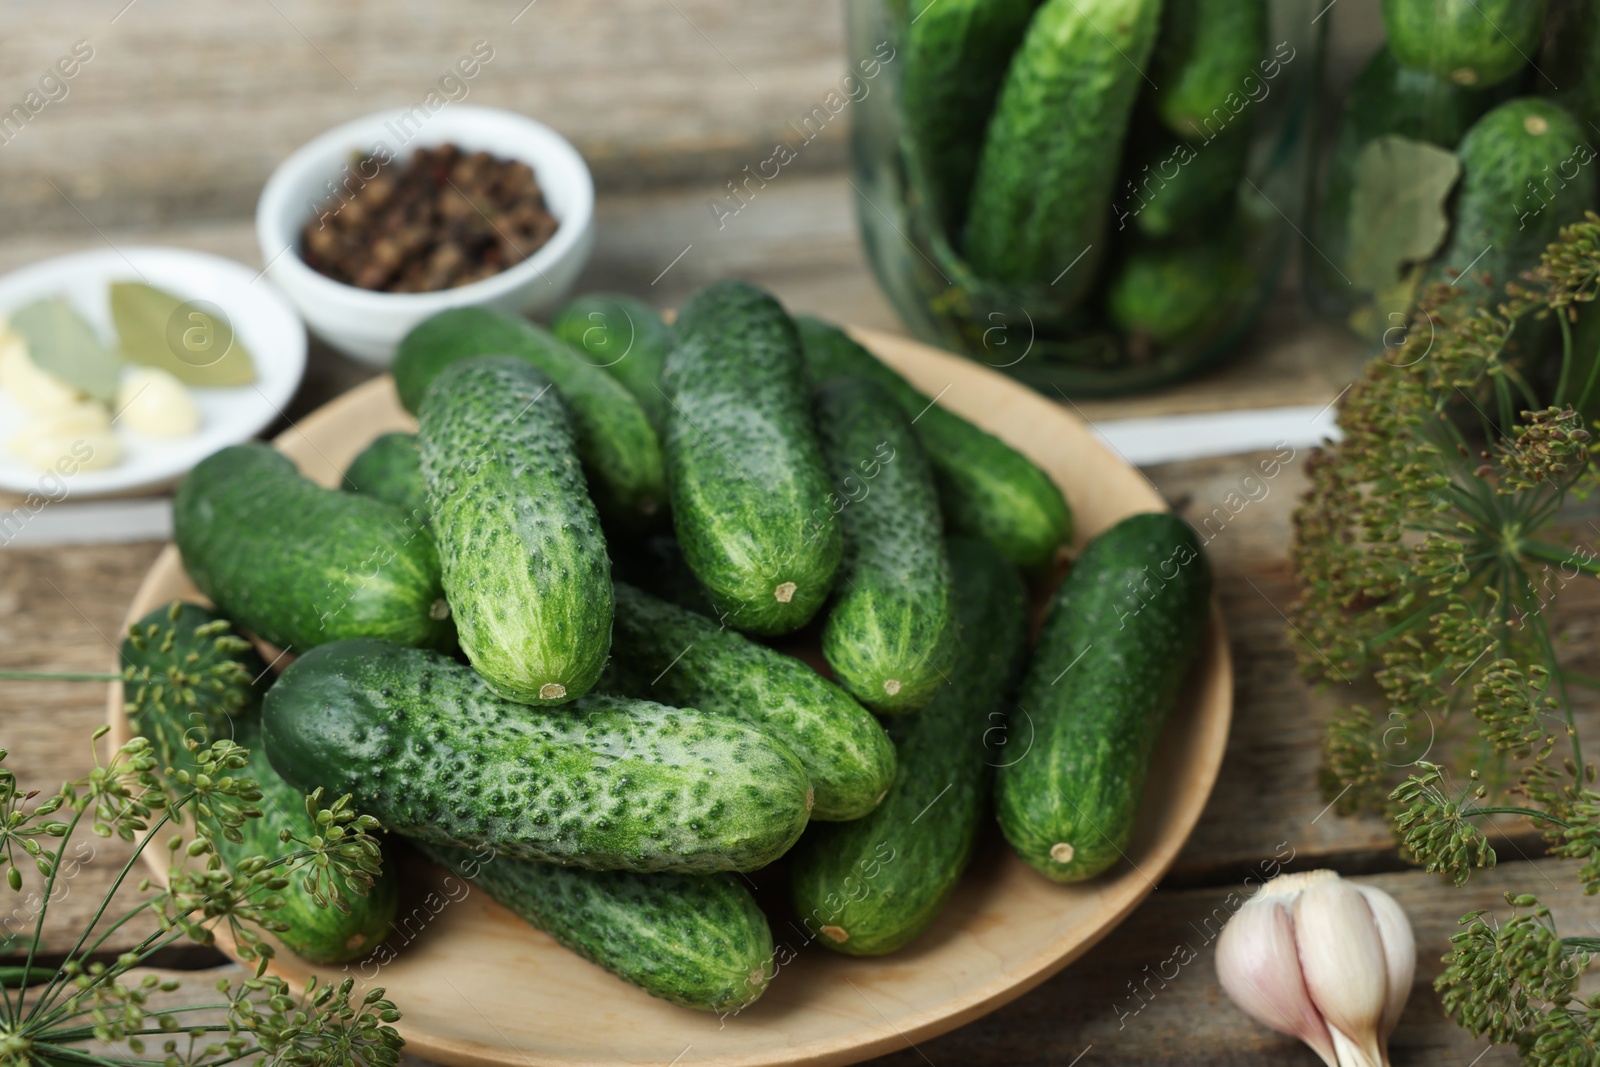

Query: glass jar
[[846, 0, 1321, 397]]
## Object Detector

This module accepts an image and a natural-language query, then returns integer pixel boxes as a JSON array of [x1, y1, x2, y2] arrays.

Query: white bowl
[[0, 246, 307, 498], [255, 106, 595, 366]]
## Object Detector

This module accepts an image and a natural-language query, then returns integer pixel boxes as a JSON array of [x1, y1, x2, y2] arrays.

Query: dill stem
[[1464, 805, 1571, 827], [1519, 539, 1600, 576], [0, 670, 121, 682]]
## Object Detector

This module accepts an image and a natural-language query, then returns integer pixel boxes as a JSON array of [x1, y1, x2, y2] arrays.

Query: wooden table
[[0, 0, 1574, 1063]]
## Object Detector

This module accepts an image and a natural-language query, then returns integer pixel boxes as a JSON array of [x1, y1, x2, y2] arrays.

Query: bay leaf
[[1345, 135, 1462, 292], [7, 296, 120, 403], [111, 282, 256, 387]]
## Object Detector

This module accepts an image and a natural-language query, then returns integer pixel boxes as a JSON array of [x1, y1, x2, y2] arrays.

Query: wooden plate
[[108, 327, 1232, 1067]]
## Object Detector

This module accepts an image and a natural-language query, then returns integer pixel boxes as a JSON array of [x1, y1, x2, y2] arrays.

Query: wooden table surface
[[0, 0, 1572, 1063]]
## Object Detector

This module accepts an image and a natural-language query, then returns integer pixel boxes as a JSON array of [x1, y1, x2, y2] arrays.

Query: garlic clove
[[1353, 883, 1415, 1040], [0, 330, 84, 413], [116, 367, 200, 438], [1294, 877, 1389, 1067], [1215, 894, 1339, 1066]]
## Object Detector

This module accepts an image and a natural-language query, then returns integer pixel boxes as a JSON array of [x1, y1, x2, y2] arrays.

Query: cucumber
[[1538, 0, 1600, 129], [418, 842, 774, 1013], [606, 581, 896, 821], [1425, 97, 1595, 299], [262, 638, 813, 873], [813, 377, 957, 714], [123, 601, 397, 965], [395, 307, 666, 525], [1122, 128, 1249, 240], [551, 294, 673, 433], [1382, 0, 1546, 88], [901, 0, 1041, 235], [1315, 45, 1508, 282], [963, 0, 1162, 291], [996, 511, 1212, 882], [173, 444, 451, 652], [418, 356, 611, 705], [345, 432, 428, 528], [1106, 239, 1253, 347], [796, 316, 1072, 570], [789, 538, 1028, 955], [662, 281, 841, 635], [1150, 0, 1269, 141]]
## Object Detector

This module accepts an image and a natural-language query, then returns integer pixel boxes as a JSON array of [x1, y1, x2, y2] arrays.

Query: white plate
[[0, 246, 307, 497]]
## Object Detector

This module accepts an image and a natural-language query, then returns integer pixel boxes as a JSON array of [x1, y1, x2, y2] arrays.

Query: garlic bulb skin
[[1215, 869, 1414, 1067], [116, 367, 200, 438]]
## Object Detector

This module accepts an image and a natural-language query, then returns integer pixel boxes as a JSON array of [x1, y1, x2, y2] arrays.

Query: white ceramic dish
[[255, 106, 596, 366], [0, 246, 306, 498]]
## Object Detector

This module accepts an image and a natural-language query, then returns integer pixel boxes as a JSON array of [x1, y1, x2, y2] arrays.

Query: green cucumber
[[796, 316, 1071, 570], [1150, 0, 1269, 141], [418, 842, 774, 1013], [1382, 0, 1546, 88], [395, 307, 666, 525], [551, 294, 673, 433], [1106, 239, 1254, 347], [963, 0, 1162, 291], [662, 281, 841, 635], [123, 602, 397, 965], [345, 432, 429, 527], [1122, 128, 1250, 240], [996, 512, 1212, 882], [1538, 0, 1600, 130], [1315, 45, 1508, 282], [262, 638, 813, 873], [606, 581, 895, 821], [418, 356, 611, 705], [789, 538, 1028, 955], [813, 377, 956, 714], [173, 444, 450, 652], [901, 0, 1041, 235], [1425, 97, 1595, 299]]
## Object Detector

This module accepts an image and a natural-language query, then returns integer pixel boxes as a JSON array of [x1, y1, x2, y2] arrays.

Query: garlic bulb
[[1215, 869, 1415, 1067]]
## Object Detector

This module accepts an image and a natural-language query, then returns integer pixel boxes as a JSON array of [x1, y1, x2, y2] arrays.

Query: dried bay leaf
[[111, 282, 256, 387], [7, 296, 120, 403], [1345, 135, 1462, 292]]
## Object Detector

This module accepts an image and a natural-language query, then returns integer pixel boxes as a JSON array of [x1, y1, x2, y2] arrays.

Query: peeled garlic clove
[[0, 331, 84, 413], [1215, 893, 1339, 1066], [15, 430, 121, 472], [1353, 883, 1415, 1039], [116, 367, 199, 438], [1294, 877, 1389, 1067]]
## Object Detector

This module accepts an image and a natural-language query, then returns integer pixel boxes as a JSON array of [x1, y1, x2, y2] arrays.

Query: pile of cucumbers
[[158, 280, 1211, 1013], [892, 0, 1275, 358], [1314, 0, 1600, 336]]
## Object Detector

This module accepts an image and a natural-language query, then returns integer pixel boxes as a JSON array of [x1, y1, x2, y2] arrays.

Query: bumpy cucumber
[[1425, 97, 1595, 299], [662, 281, 841, 635], [419, 842, 774, 1013], [262, 639, 813, 873], [395, 306, 666, 524], [123, 602, 397, 965], [345, 432, 429, 527], [790, 538, 1028, 955], [173, 444, 450, 652], [813, 377, 956, 713], [418, 356, 611, 705], [1150, 0, 1268, 140], [1106, 240, 1253, 346], [964, 0, 1162, 291], [796, 316, 1071, 570], [551, 294, 673, 433], [1316, 45, 1508, 281], [1382, 0, 1545, 88], [996, 512, 1212, 882], [901, 0, 1041, 234], [606, 581, 895, 821]]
